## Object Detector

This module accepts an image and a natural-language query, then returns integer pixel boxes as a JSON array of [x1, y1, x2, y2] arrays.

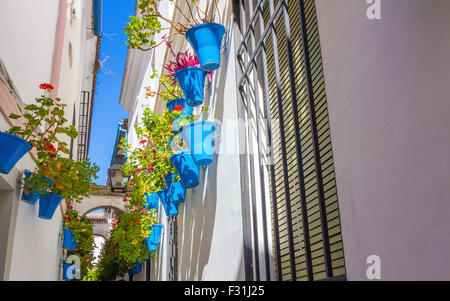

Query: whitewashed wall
[[0, 0, 99, 280], [315, 0, 450, 280]]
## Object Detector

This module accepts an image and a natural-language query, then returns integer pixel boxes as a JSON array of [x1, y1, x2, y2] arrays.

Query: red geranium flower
[[147, 164, 154, 171], [135, 168, 141, 173], [140, 139, 147, 144], [123, 198, 128, 202], [128, 222, 133, 226], [84, 257, 89, 262], [173, 104, 183, 111], [39, 83, 54, 90], [68, 206, 73, 209]]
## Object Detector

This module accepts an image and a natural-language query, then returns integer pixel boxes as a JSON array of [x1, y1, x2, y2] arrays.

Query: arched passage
[[74, 186, 126, 217]]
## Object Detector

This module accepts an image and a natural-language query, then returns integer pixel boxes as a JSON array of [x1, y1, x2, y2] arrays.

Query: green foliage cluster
[[124, 0, 219, 51], [7, 90, 99, 203], [64, 209, 96, 279]]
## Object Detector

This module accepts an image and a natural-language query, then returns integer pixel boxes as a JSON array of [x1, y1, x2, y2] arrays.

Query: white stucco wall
[[0, 0, 59, 104], [0, 0, 99, 280], [315, 0, 450, 280]]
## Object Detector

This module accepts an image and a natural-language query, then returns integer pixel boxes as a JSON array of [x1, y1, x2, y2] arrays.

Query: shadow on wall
[[177, 2, 234, 281]]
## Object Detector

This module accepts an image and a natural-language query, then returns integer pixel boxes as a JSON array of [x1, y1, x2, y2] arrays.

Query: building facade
[[119, 0, 450, 281], [0, 0, 102, 280]]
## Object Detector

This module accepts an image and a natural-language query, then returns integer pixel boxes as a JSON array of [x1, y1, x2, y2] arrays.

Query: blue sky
[[88, 0, 135, 186]]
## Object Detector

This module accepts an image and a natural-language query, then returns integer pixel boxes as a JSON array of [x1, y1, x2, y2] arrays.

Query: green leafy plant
[[8, 84, 99, 201], [7, 84, 77, 159], [124, 0, 221, 51], [64, 209, 96, 279], [110, 209, 158, 264]]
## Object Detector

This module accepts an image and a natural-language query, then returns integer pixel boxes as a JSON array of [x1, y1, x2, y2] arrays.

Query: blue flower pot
[[174, 66, 207, 107], [62, 260, 75, 281], [157, 188, 179, 216], [62, 227, 77, 251], [21, 171, 51, 204], [0, 132, 32, 174], [166, 98, 194, 117], [128, 261, 142, 277], [169, 181, 186, 203], [185, 23, 225, 71], [181, 121, 217, 166], [38, 192, 64, 220], [163, 172, 176, 189], [144, 192, 159, 210], [146, 224, 164, 252], [170, 150, 200, 189]]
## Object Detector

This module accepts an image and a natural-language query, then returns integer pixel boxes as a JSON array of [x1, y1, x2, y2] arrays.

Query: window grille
[[235, 0, 346, 281]]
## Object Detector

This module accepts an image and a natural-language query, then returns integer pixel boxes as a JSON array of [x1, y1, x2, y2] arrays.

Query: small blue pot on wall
[[62, 227, 77, 251], [163, 172, 186, 203], [0, 132, 32, 174], [170, 150, 200, 189], [21, 171, 52, 204], [181, 121, 217, 166], [157, 188, 179, 216], [128, 261, 142, 277], [174, 66, 207, 107], [185, 23, 226, 71], [144, 192, 159, 210], [62, 260, 75, 281], [146, 224, 164, 252], [39, 192, 64, 220]]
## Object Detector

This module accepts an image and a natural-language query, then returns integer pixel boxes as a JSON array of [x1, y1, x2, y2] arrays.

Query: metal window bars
[[234, 0, 346, 281]]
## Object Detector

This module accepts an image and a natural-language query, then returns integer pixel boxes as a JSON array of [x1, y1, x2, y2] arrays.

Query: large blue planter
[[128, 261, 142, 277], [144, 192, 159, 210], [38, 192, 64, 220], [170, 150, 200, 189], [174, 66, 207, 107], [62, 260, 75, 281], [185, 23, 225, 71], [0, 132, 32, 174], [157, 188, 179, 216], [146, 224, 164, 252], [21, 171, 52, 204], [62, 227, 77, 251], [181, 121, 217, 166]]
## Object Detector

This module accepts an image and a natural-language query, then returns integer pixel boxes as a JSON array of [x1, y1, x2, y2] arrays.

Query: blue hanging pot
[[144, 192, 159, 210], [38, 191, 64, 220], [62, 260, 75, 281], [185, 23, 226, 71], [174, 66, 207, 107], [128, 261, 142, 277], [157, 188, 179, 216], [163, 172, 186, 203], [170, 150, 200, 189], [62, 227, 77, 251], [169, 181, 186, 203], [146, 224, 164, 252], [166, 98, 194, 118], [163, 171, 176, 189], [0, 132, 32, 174], [181, 121, 217, 166], [21, 171, 52, 204]]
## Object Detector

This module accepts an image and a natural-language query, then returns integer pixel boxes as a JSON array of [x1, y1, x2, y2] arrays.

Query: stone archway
[[73, 186, 126, 217]]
